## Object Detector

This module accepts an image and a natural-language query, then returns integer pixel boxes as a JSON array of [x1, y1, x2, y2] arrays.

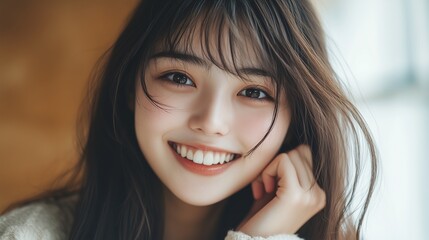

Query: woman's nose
[[188, 93, 231, 136]]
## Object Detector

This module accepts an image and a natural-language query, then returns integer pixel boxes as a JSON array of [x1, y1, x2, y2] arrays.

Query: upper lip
[[168, 141, 240, 156]]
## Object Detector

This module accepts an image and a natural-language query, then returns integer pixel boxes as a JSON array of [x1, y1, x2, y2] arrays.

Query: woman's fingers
[[288, 148, 314, 190], [296, 144, 313, 168], [287, 146, 325, 209], [261, 153, 299, 194], [251, 177, 264, 200], [238, 144, 326, 236], [255, 144, 315, 198]]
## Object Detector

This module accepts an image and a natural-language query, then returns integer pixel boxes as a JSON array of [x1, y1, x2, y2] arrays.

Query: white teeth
[[186, 149, 193, 160], [173, 143, 238, 165], [225, 154, 234, 162], [181, 145, 187, 158], [193, 150, 204, 164], [213, 153, 220, 164], [225, 154, 231, 163], [203, 152, 214, 165], [177, 145, 181, 155], [219, 153, 226, 164]]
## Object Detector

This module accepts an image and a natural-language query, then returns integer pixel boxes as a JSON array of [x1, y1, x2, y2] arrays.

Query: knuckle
[[313, 188, 326, 210], [277, 152, 289, 159], [276, 153, 291, 167], [287, 149, 300, 160], [306, 193, 319, 207], [319, 190, 327, 208], [297, 144, 313, 161]]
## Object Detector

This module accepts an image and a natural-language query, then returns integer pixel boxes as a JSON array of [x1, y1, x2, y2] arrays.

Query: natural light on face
[[134, 27, 292, 206]]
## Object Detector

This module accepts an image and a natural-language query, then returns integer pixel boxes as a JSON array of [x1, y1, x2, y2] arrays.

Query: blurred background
[[0, 0, 139, 212], [0, 0, 428, 239], [314, 0, 429, 239]]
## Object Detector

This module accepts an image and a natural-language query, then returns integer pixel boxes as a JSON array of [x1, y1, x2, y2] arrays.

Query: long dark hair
[[66, 0, 378, 239]]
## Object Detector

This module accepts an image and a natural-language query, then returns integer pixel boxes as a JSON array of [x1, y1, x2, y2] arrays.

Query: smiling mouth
[[168, 141, 241, 166]]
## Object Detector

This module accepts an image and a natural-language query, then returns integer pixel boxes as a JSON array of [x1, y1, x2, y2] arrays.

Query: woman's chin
[[166, 187, 229, 207]]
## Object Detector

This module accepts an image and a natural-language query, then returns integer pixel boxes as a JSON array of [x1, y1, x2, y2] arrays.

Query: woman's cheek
[[135, 85, 177, 134], [236, 106, 291, 165], [234, 106, 276, 148]]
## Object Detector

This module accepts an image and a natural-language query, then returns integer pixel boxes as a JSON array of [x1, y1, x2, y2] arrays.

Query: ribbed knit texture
[[0, 197, 303, 240], [0, 197, 75, 240], [225, 230, 303, 240]]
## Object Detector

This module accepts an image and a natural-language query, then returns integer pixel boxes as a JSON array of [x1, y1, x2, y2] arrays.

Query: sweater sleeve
[[225, 230, 304, 240], [0, 196, 76, 240]]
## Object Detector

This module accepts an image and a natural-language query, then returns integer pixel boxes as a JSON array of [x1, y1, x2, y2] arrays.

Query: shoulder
[[0, 195, 77, 240]]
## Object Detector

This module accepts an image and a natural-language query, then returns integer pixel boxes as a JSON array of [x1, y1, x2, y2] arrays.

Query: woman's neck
[[162, 188, 226, 240]]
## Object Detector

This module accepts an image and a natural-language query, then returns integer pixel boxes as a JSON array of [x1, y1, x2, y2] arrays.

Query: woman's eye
[[162, 72, 195, 87], [239, 88, 272, 101]]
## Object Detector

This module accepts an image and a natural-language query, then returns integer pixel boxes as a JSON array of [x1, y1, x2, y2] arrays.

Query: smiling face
[[134, 27, 291, 206]]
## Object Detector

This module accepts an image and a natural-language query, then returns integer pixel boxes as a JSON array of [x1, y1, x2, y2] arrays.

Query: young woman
[[0, 0, 378, 239]]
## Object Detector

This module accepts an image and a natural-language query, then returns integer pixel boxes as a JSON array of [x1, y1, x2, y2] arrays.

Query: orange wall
[[0, 1, 138, 212]]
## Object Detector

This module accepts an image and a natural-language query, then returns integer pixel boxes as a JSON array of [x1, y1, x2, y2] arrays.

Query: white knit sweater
[[0, 197, 302, 240]]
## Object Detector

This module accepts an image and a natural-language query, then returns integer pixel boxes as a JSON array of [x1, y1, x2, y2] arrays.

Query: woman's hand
[[237, 145, 326, 237]]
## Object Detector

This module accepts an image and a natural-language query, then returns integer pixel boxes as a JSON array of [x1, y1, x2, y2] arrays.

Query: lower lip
[[171, 147, 234, 176]]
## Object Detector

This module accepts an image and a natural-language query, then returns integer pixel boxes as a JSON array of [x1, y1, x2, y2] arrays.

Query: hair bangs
[[152, 1, 277, 84]]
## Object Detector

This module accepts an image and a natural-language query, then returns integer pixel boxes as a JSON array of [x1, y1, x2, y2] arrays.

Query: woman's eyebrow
[[150, 51, 209, 68], [238, 68, 272, 78], [150, 50, 272, 78]]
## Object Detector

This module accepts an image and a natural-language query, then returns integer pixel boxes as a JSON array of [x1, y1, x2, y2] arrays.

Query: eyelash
[[159, 72, 195, 87], [238, 88, 273, 102], [159, 71, 273, 102]]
